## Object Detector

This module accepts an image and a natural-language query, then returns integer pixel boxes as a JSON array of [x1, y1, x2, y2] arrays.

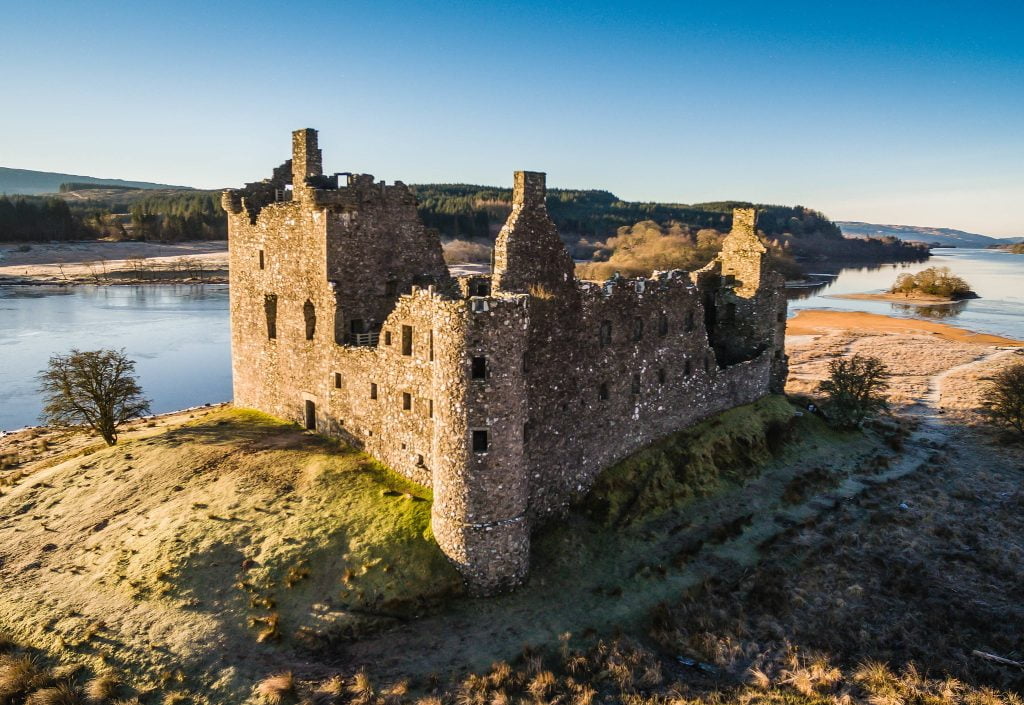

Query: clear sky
[[1, 0, 1022, 235]]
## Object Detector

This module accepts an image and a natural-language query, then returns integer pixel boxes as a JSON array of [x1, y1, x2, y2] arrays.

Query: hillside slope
[[0, 167, 190, 195], [839, 220, 1024, 247]]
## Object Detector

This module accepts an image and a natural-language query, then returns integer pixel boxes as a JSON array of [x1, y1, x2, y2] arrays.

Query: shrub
[[889, 266, 973, 298], [819, 354, 890, 428], [442, 239, 491, 264], [982, 361, 1024, 437]]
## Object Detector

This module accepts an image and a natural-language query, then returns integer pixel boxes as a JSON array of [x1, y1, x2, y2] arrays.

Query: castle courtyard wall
[[225, 128, 789, 593]]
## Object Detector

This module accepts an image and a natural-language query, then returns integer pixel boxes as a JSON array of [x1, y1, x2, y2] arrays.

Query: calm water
[[1, 250, 1020, 431], [789, 248, 1024, 340], [0, 285, 230, 431]]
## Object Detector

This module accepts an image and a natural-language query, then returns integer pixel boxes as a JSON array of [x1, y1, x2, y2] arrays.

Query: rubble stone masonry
[[224, 129, 788, 594]]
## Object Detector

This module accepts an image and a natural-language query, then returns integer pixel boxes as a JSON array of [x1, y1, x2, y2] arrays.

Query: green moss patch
[[583, 395, 799, 526]]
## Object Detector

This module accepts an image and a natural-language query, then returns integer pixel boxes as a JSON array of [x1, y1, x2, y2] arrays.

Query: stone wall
[[225, 129, 789, 594]]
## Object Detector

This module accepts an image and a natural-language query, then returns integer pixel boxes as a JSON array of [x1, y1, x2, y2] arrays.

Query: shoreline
[[0, 240, 228, 286], [787, 309, 1024, 347], [830, 291, 977, 305]]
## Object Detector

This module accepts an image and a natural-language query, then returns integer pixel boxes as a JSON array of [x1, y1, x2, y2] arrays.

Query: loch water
[[1, 249, 1021, 431], [788, 248, 1024, 340], [0, 285, 231, 431]]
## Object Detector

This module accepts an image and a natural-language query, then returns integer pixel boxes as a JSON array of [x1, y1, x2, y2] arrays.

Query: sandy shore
[[0, 240, 228, 284], [788, 309, 1023, 346], [786, 309, 1024, 410]]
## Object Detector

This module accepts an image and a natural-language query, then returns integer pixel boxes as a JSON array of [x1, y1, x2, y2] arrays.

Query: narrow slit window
[[599, 320, 612, 346], [258, 249, 265, 270], [334, 373, 342, 389], [402, 392, 412, 411], [401, 325, 413, 356], [777, 311, 785, 323], [472, 429, 489, 453], [684, 360, 692, 376], [598, 382, 609, 400], [303, 300, 316, 340], [658, 368, 666, 385], [428, 329, 434, 361], [631, 373, 641, 394], [632, 317, 644, 342], [428, 399, 434, 418], [370, 382, 378, 400], [685, 311, 695, 332], [264, 294, 277, 340], [385, 280, 398, 296], [471, 356, 487, 380], [658, 313, 669, 336]]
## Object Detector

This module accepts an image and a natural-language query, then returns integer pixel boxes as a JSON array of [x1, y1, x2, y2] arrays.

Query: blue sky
[[1, 0, 1022, 235]]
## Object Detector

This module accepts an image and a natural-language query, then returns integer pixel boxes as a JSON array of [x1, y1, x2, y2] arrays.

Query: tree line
[[0, 192, 226, 242], [0, 183, 928, 266]]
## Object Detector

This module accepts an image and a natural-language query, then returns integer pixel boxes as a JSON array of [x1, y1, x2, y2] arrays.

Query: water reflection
[[787, 249, 1024, 339], [890, 300, 968, 319]]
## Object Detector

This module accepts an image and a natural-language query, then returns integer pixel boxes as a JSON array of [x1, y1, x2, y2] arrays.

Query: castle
[[223, 129, 788, 594]]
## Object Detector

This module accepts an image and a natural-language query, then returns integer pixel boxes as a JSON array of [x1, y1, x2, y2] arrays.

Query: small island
[[834, 266, 979, 305]]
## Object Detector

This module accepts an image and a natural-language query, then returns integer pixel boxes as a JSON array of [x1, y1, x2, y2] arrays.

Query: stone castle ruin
[[224, 128, 788, 593]]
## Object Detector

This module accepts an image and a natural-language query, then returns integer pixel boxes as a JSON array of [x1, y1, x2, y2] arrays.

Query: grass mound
[[0, 408, 463, 703], [583, 395, 798, 526]]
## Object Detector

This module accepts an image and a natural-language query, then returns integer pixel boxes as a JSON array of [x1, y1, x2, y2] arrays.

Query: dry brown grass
[[0, 653, 50, 700], [24, 682, 85, 705], [256, 672, 295, 704]]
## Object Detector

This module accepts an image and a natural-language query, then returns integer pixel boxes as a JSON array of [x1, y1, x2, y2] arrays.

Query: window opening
[[264, 294, 278, 340], [303, 300, 316, 340]]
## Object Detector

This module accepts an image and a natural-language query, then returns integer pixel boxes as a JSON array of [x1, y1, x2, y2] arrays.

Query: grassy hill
[[2, 392, 1023, 704], [0, 167, 190, 196]]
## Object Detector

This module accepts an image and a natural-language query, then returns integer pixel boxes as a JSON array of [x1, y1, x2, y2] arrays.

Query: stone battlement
[[225, 129, 788, 593]]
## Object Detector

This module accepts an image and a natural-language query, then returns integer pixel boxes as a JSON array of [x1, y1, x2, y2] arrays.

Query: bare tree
[[37, 349, 151, 445], [982, 361, 1024, 437], [818, 354, 890, 428]]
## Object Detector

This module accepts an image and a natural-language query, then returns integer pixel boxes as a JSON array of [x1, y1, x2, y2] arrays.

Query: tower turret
[[291, 128, 323, 196], [719, 207, 767, 296], [492, 171, 575, 295]]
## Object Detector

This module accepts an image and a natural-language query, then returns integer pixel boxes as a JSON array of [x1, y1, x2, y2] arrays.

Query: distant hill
[[0, 167, 191, 195], [839, 221, 1024, 248]]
